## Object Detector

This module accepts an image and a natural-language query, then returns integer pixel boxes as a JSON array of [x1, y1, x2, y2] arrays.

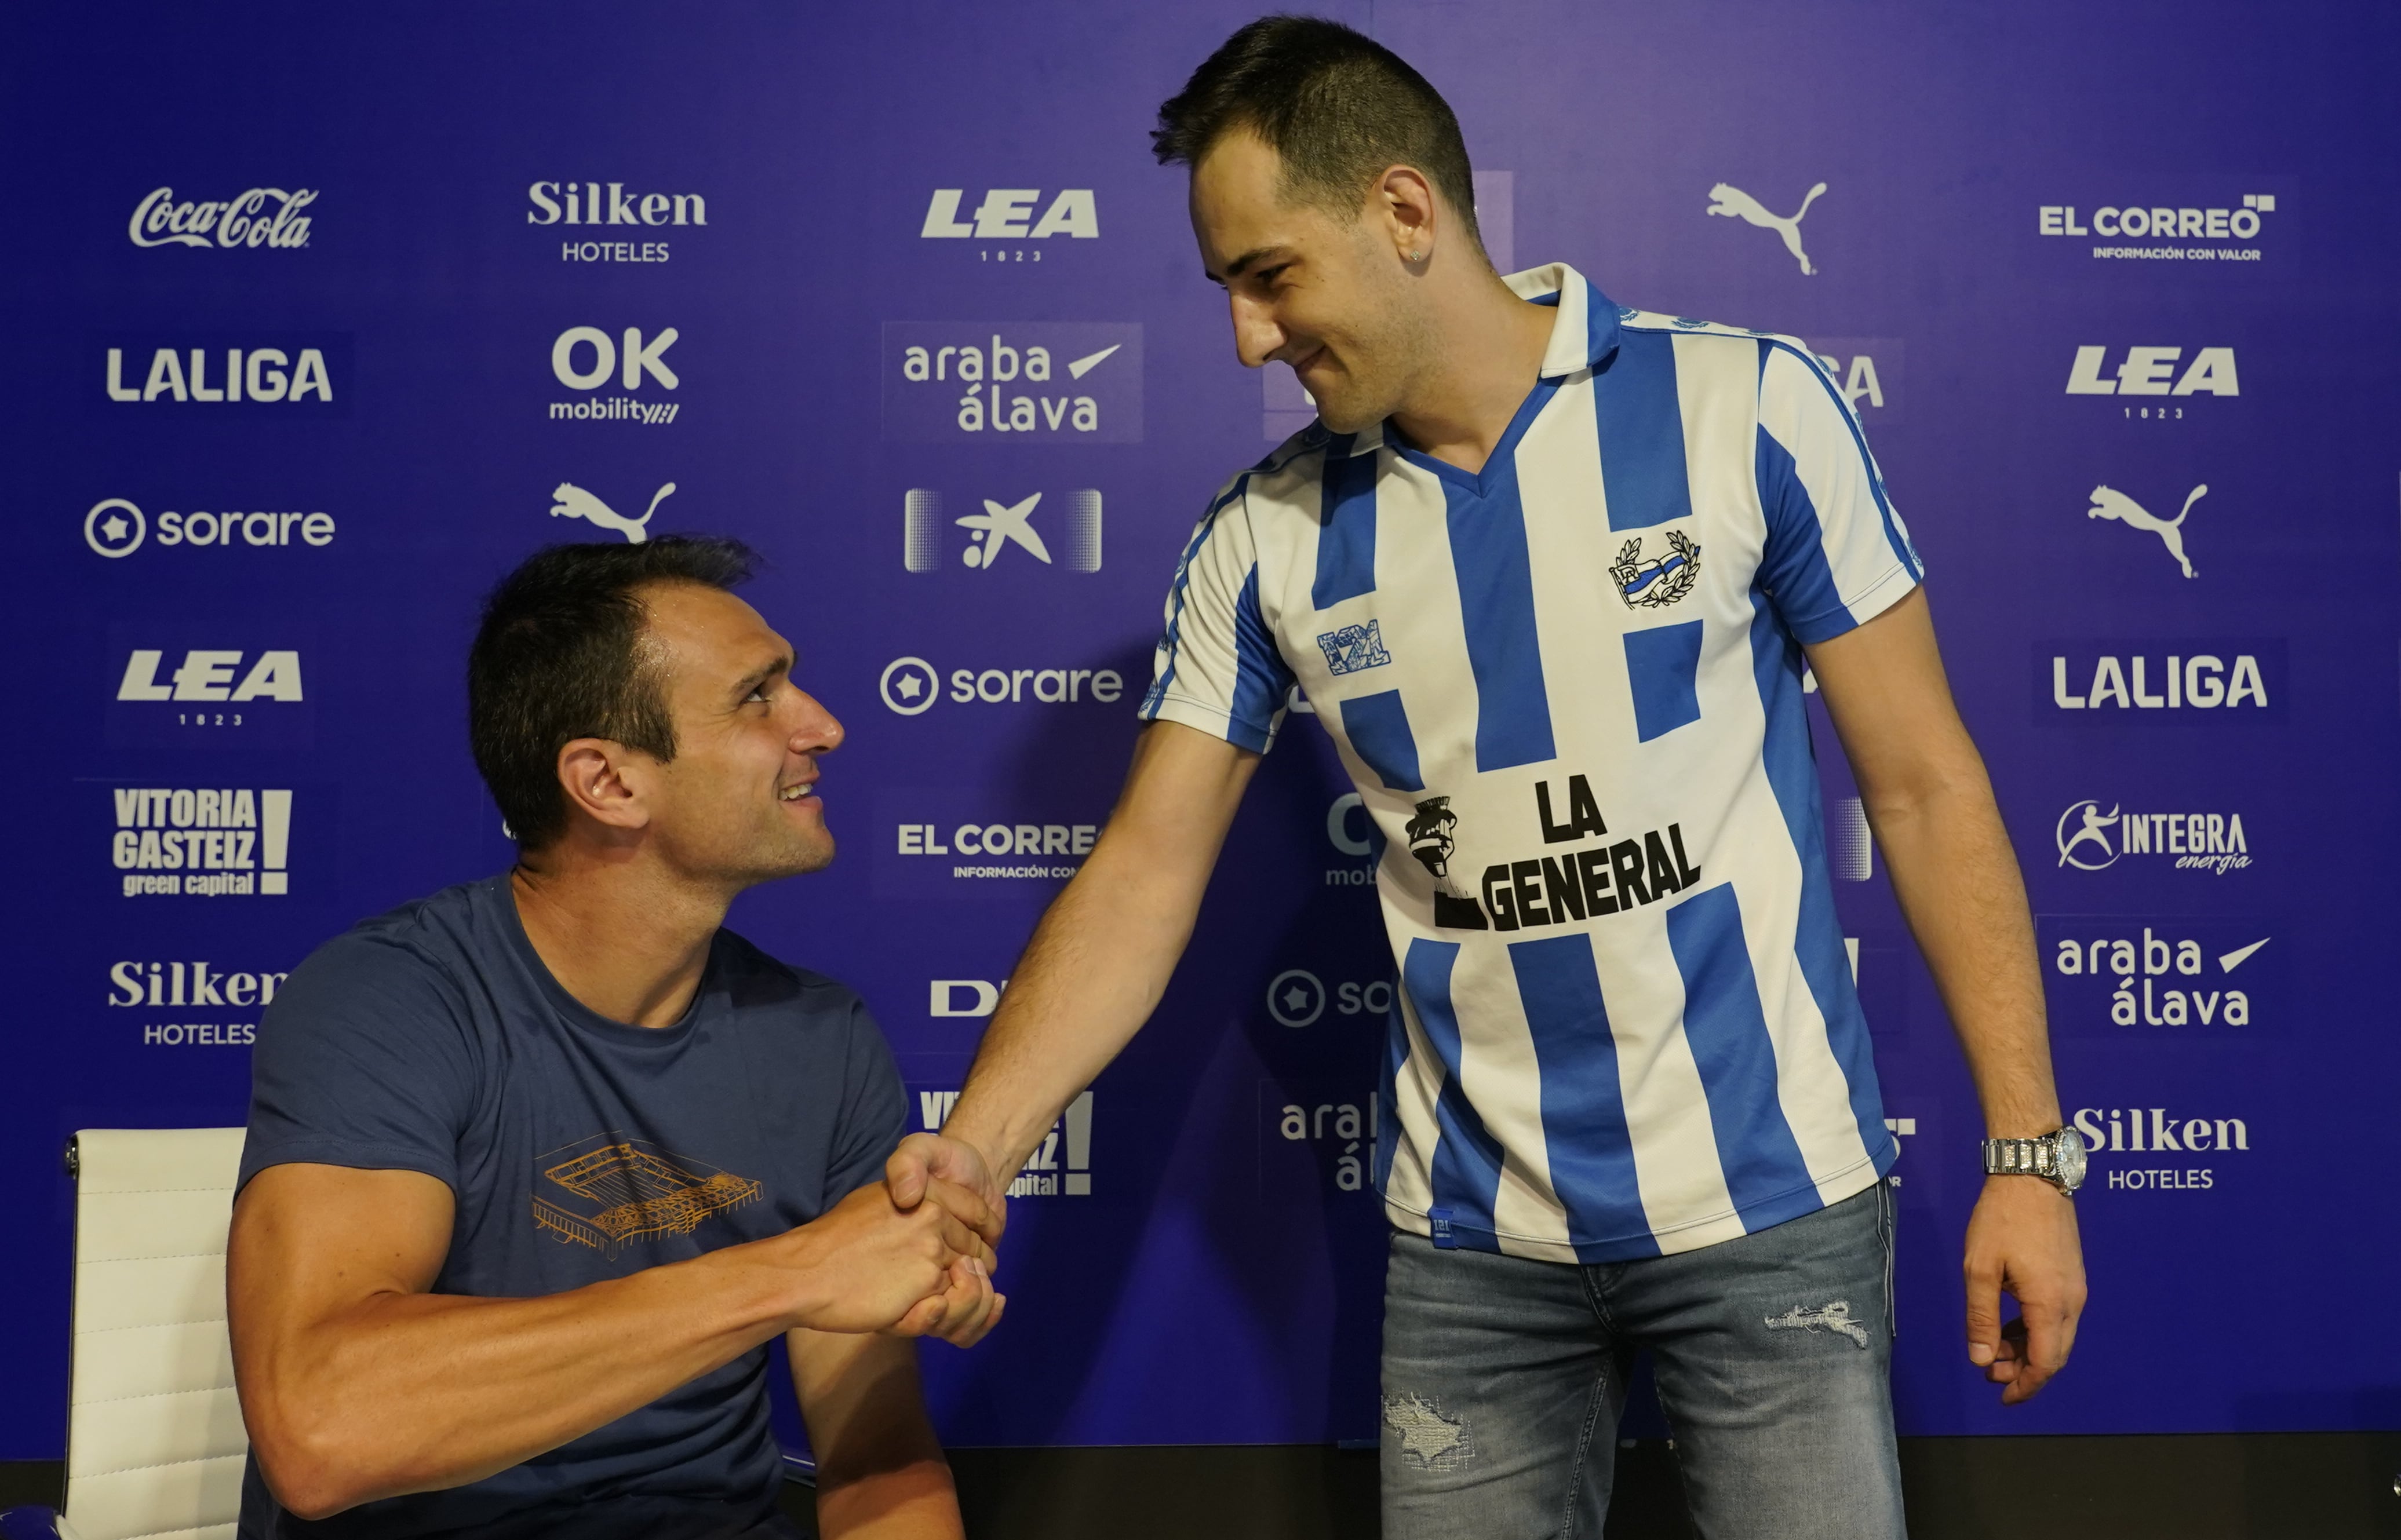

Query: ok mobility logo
[[881, 323, 1141, 443]]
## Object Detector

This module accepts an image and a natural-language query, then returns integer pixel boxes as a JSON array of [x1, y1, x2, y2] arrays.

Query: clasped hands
[[827, 1131, 1008, 1349]]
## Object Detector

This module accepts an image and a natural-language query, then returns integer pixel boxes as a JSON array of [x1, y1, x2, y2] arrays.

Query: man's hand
[[886, 1132, 1007, 1248], [787, 1180, 996, 1337], [1962, 1174, 2087, 1403]]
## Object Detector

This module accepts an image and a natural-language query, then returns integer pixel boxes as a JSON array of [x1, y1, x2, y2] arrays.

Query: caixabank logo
[[107, 957, 292, 1048], [107, 784, 303, 899], [2035, 640, 2282, 721], [2039, 917, 2276, 1036], [915, 1088, 1094, 1198], [108, 627, 312, 749], [901, 490, 1101, 574], [880, 323, 1141, 442], [99, 335, 348, 416]]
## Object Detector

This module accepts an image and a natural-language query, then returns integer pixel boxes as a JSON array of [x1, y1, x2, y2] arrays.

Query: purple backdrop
[[4, 0, 2397, 1458]]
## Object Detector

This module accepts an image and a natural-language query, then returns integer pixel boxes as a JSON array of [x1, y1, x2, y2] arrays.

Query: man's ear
[[1373, 164, 1439, 260], [555, 738, 653, 835]]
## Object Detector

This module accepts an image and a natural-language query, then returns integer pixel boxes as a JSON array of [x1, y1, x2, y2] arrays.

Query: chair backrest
[[65, 1127, 250, 1540]]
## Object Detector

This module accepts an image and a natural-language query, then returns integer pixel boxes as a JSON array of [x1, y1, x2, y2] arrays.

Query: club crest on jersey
[[1316, 619, 1392, 676], [1611, 529, 1701, 608]]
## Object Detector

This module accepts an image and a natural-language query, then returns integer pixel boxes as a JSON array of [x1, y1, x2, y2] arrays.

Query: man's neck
[[510, 852, 730, 1028], [1386, 271, 1557, 477]]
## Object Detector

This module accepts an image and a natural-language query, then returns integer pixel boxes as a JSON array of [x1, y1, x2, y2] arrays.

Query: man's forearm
[[246, 1235, 805, 1515], [1867, 775, 2062, 1137], [943, 830, 1208, 1176]]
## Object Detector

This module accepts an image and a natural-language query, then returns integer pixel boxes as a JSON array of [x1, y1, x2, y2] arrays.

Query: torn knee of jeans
[[1384, 1392, 1477, 1469]]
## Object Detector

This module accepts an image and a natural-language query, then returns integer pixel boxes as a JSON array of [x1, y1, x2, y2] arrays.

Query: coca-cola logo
[[128, 187, 316, 250]]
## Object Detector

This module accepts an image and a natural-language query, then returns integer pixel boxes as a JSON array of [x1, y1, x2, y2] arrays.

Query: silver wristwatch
[[1981, 1126, 2086, 1196]]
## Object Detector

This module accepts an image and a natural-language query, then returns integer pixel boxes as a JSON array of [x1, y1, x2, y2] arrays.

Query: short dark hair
[[1153, 15, 1483, 254], [468, 537, 757, 850]]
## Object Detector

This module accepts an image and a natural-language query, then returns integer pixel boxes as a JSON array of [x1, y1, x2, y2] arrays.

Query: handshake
[[782, 1131, 1012, 1348]]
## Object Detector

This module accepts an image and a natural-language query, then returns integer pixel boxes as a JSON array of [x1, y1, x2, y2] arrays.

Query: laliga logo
[[129, 186, 315, 249]]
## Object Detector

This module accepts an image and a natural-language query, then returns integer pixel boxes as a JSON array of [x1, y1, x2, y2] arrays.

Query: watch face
[[2053, 1127, 2087, 1188]]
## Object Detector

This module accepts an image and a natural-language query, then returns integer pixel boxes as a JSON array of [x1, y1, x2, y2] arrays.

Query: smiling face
[[1189, 130, 1434, 435], [633, 581, 843, 888]]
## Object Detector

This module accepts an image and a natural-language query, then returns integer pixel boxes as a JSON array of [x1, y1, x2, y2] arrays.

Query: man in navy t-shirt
[[229, 538, 1004, 1539]]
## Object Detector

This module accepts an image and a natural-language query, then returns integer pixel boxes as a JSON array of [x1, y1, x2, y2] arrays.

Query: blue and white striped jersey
[[1141, 264, 1920, 1262]]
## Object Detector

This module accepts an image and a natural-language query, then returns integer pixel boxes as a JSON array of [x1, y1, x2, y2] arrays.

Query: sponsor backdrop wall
[[5, 0, 2396, 1459]]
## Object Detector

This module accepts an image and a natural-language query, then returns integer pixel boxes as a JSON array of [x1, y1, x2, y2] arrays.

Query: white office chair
[[10, 1128, 253, 1540]]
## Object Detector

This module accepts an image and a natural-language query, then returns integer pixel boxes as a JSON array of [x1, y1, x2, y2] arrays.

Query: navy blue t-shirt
[[236, 874, 909, 1539]]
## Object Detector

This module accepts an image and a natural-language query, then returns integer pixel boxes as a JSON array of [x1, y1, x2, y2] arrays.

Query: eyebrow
[[728, 653, 793, 702], [1208, 244, 1294, 284]]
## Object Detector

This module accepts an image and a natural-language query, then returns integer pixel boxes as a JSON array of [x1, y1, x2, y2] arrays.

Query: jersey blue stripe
[[1622, 619, 1706, 742], [1663, 881, 1820, 1231], [1143, 489, 1239, 716], [1402, 937, 1506, 1243], [1311, 440, 1378, 609], [1338, 688, 1424, 792], [1595, 330, 1694, 532], [1752, 425, 1853, 643], [1438, 411, 1558, 772], [1227, 565, 1294, 753], [1758, 338, 1921, 581], [1374, 993, 1406, 1190], [1747, 597, 1896, 1174], [1506, 933, 1657, 1259]]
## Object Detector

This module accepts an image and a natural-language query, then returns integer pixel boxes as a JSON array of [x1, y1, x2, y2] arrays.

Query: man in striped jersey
[[889, 17, 2086, 1535]]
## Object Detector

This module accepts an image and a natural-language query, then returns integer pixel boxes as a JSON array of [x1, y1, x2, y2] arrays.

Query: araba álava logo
[[920, 188, 1096, 263], [129, 187, 315, 249], [881, 322, 1142, 443]]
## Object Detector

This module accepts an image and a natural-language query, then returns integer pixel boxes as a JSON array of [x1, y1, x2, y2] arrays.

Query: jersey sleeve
[[238, 935, 482, 1195], [1753, 341, 1924, 644], [821, 991, 911, 1208], [1136, 476, 1296, 753]]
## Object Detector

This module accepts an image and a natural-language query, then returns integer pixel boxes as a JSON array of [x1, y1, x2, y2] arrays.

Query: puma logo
[[2087, 484, 2202, 578], [1707, 181, 1828, 275], [549, 481, 675, 544]]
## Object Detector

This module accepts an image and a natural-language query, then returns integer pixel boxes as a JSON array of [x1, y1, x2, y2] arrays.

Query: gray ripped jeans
[[1380, 1182, 1904, 1539]]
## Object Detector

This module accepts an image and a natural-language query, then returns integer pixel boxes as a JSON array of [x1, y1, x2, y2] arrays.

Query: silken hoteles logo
[[2036, 190, 2282, 265], [84, 498, 335, 558], [526, 181, 705, 265], [915, 1088, 1094, 1199], [111, 643, 311, 750], [549, 481, 674, 543], [550, 326, 680, 424], [128, 186, 315, 249], [110, 785, 298, 899], [919, 188, 1098, 258], [901, 490, 1101, 574], [2085, 483, 2207, 578], [2035, 640, 2282, 720], [2070, 1104, 2255, 1192], [877, 656, 1126, 715], [2040, 917, 2274, 1035], [881, 323, 1141, 443], [2055, 800, 2252, 875], [1706, 180, 1828, 275], [101, 337, 345, 413], [108, 957, 291, 1048]]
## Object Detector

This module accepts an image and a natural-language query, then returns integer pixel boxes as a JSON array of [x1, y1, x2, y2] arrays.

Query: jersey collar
[[1504, 261, 1623, 378], [1322, 262, 1620, 460]]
